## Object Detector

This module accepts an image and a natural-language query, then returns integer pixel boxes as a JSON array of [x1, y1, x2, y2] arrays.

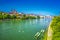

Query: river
[[0, 18, 51, 40]]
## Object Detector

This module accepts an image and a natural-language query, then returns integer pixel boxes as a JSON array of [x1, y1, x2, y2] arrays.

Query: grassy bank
[[43, 16, 60, 40], [51, 16, 60, 40]]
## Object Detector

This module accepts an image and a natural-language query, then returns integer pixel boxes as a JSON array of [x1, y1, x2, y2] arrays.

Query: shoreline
[[43, 16, 60, 40], [47, 21, 53, 40], [43, 18, 53, 40]]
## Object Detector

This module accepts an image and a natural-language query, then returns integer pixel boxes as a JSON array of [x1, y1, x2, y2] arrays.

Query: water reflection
[[18, 30, 24, 33], [0, 19, 51, 40]]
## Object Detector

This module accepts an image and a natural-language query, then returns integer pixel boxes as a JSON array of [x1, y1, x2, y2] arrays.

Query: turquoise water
[[0, 19, 51, 40]]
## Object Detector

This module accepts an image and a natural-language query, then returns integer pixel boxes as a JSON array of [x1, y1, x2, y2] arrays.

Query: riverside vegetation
[[0, 11, 41, 20], [43, 16, 60, 40]]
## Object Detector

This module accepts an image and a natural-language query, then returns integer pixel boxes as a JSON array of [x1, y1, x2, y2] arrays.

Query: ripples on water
[[0, 18, 51, 40]]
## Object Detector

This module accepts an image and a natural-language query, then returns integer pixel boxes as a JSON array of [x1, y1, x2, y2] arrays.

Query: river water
[[0, 18, 51, 40]]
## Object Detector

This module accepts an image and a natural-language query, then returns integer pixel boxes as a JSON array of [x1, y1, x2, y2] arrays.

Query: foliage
[[43, 16, 60, 40], [51, 16, 60, 40], [0, 11, 40, 20], [37, 16, 40, 19]]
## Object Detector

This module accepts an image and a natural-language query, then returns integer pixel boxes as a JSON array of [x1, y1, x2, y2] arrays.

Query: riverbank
[[47, 22, 53, 40], [43, 16, 60, 40]]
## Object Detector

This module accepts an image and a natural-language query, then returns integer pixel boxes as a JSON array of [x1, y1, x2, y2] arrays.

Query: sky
[[0, 0, 60, 16]]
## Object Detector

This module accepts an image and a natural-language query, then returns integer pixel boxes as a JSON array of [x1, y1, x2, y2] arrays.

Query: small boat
[[34, 32, 40, 39], [41, 30, 45, 33], [34, 30, 45, 39]]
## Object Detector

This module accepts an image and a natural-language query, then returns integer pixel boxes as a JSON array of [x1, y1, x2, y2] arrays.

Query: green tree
[[37, 16, 40, 19], [7, 14, 11, 19], [0, 12, 3, 19]]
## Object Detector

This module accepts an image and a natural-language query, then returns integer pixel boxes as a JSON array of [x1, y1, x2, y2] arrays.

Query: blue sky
[[0, 0, 60, 16]]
